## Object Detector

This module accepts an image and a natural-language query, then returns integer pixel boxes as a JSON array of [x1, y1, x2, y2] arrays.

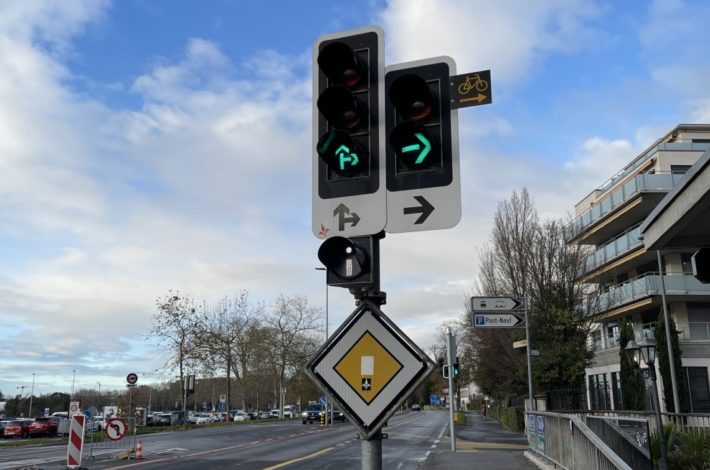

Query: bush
[[489, 404, 524, 432], [668, 430, 710, 470]]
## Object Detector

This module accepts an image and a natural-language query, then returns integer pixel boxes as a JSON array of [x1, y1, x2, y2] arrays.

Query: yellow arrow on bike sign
[[450, 69, 492, 109]]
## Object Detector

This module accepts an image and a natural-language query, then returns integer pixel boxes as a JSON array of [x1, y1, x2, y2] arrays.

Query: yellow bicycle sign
[[458, 73, 489, 95], [450, 69, 492, 109]]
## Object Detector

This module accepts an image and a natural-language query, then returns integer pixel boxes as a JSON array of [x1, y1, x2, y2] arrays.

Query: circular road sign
[[105, 418, 127, 441], [126, 372, 138, 385], [69, 403, 79, 414]]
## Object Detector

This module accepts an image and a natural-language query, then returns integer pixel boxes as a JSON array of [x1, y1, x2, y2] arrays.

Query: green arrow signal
[[336, 145, 359, 170], [400, 132, 431, 165]]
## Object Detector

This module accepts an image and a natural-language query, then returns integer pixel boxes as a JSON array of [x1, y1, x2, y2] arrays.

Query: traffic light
[[453, 357, 460, 379], [442, 365, 450, 379], [384, 57, 460, 233], [317, 235, 374, 288], [692, 248, 710, 283], [312, 27, 386, 238]]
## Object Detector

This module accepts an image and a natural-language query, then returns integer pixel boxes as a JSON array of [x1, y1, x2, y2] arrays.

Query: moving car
[[3, 419, 33, 439], [301, 404, 324, 424], [322, 406, 346, 423], [411, 404, 421, 412]]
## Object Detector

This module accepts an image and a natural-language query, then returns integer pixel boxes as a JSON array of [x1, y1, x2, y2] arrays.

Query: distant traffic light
[[317, 236, 374, 289], [453, 357, 460, 379], [442, 365, 450, 379], [312, 27, 386, 238], [692, 248, 710, 283], [384, 57, 460, 233]]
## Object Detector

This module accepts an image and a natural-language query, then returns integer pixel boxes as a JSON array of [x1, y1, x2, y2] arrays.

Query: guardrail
[[526, 411, 632, 470]]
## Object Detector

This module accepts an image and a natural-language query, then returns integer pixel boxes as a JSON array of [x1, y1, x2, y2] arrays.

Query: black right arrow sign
[[403, 195, 434, 224]]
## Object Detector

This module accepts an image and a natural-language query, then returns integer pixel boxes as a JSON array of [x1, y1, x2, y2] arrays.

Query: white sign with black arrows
[[471, 296, 523, 312], [473, 313, 525, 328]]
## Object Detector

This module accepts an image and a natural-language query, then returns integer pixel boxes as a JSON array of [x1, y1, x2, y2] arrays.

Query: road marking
[[262, 447, 335, 470]]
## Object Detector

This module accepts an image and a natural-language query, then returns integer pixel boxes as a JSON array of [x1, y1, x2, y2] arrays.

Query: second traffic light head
[[317, 236, 373, 288]]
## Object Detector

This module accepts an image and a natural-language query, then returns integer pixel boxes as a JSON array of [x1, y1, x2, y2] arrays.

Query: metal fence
[[86, 417, 137, 461], [585, 416, 652, 470], [526, 411, 632, 470], [574, 410, 710, 435]]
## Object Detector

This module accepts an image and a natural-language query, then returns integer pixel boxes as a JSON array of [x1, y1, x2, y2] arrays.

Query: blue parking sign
[[475, 315, 485, 326]]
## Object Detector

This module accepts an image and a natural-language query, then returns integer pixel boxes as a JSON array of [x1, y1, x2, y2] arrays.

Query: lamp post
[[315, 267, 332, 425], [28, 373, 35, 418], [626, 339, 667, 470]]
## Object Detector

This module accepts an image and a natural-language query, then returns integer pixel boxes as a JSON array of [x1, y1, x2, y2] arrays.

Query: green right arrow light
[[400, 132, 431, 165]]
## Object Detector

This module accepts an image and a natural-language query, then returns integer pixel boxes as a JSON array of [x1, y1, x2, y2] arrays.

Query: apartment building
[[565, 124, 710, 413]]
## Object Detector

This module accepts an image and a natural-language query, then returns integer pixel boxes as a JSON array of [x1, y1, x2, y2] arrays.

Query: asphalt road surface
[[0, 411, 448, 469]]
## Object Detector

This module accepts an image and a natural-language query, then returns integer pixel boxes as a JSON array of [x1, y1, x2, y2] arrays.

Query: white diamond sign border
[[306, 300, 435, 439]]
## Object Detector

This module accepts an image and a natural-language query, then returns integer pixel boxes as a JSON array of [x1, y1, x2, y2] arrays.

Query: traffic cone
[[135, 439, 143, 460]]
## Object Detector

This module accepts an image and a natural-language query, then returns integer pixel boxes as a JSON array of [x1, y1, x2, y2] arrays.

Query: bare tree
[[192, 291, 260, 411], [467, 189, 592, 405], [151, 291, 199, 411], [265, 294, 322, 417]]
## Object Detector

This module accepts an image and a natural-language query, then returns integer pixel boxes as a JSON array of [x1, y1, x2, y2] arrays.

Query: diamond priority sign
[[306, 300, 435, 439]]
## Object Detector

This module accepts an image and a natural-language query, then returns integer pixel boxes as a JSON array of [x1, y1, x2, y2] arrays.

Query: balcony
[[591, 331, 621, 351], [583, 224, 643, 275], [583, 273, 710, 317], [565, 172, 687, 243]]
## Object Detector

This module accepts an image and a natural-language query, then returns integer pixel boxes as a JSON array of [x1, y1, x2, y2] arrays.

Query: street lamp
[[315, 267, 332, 425], [29, 373, 35, 418], [626, 338, 667, 470]]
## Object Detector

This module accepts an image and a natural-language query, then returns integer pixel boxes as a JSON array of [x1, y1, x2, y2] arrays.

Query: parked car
[[154, 413, 172, 426], [301, 404, 324, 424], [3, 419, 33, 439], [258, 410, 272, 419], [193, 413, 212, 424], [0, 420, 14, 436], [29, 416, 61, 437], [283, 405, 298, 418], [233, 411, 250, 422]]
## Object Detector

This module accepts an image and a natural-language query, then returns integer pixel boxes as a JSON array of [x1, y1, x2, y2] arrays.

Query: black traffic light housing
[[453, 356, 460, 379], [385, 60, 453, 192], [318, 236, 375, 289], [442, 365, 450, 379], [314, 28, 383, 199], [692, 248, 710, 283]]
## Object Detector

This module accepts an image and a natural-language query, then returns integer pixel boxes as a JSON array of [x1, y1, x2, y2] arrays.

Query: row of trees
[[151, 291, 324, 414]]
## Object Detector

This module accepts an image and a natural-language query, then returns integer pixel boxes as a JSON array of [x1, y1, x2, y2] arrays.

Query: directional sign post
[[473, 313, 525, 328], [471, 296, 534, 411], [306, 300, 435, 439]]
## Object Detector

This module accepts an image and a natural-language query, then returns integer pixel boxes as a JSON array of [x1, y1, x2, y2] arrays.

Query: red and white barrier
[[66, 414, 86, 468]]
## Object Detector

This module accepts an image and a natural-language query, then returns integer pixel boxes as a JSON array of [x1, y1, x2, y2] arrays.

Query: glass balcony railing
[[686, 322, 710, 341], [584, 224, 643, 274], [582, 273, 710, 317], [565, 172, 687, 241]]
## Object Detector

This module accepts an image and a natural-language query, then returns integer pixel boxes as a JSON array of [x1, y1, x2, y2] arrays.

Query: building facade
[[565, 124, 710, 413]]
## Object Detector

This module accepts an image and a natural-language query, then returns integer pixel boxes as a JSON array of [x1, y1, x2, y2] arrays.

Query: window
[[670, 165, 692, 174], [589, 373, 610, 410], [684, 367, 710, 412], [611, 371, 623, 410]]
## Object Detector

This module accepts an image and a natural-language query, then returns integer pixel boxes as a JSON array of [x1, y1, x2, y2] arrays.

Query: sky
[[2, 0, 710, 398]]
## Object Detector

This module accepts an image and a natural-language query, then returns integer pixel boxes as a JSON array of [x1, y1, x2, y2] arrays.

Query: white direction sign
[[471, 296, 523, 312], [474, 313, 525, 328], [306, 300, 435, 439]]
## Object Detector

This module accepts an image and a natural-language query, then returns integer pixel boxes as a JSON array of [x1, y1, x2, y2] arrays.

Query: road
[[0, 410, 448, 469]]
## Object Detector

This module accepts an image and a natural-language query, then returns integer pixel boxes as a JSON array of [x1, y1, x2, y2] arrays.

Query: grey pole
[[656, 251, 681, 414], [524, 297, 534, 410], [28, 373, 35, 418], [447, 328, 456, 452], [362, 429, 382, 470], [316, 267, 331, 425]]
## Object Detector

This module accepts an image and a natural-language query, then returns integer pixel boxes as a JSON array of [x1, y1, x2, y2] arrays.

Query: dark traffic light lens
[[318, 42, 365, 88], [317, 130, 367, 177], [318, 236, 369, 280], [317, 85, 363, 129], [389, 74, 435, 120]]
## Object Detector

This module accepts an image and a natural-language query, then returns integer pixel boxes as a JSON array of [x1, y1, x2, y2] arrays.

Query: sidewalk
[[423, 411, 540, 470]]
